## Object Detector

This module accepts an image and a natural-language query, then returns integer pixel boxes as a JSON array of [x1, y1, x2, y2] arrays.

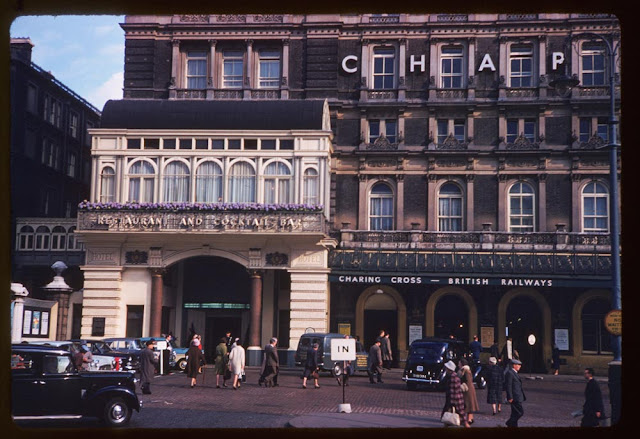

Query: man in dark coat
[[302, 343, 320, 389], [140, 339, 158, 394], [504, 359, 526, 427], [368, 338, 383, 384], [469, 335, 482, 363], [581, 368, 605, 427], [262, 337, 279, 388]]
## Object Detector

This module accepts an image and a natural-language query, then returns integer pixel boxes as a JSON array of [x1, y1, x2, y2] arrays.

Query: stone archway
[[498, 288, 552, 368], [356, 286, 407, 359], [572, 290, 610, 356], [425, 287, 478, 342]]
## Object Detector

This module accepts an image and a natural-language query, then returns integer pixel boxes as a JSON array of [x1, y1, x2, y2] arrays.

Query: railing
[[251, 89, 281, 99], [214, 90, 243, 99], [176, 89, 206, 99], [368, 90, 398, 100], [437, 14, 468, 22]]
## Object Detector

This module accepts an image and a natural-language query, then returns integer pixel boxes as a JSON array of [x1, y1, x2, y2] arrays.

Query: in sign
[[330, 338, 357, 361]]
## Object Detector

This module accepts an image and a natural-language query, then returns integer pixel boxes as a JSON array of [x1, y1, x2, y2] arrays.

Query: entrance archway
[[499, 289, 551, 374], [356, 286, 407, 364], [426, 287, 478, 343]]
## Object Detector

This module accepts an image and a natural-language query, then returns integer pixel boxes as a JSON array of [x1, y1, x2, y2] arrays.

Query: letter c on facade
[[342, 55, 358, 74]]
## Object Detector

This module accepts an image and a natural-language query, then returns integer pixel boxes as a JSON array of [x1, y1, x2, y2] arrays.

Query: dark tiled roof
[[100, 99, 326, 130]]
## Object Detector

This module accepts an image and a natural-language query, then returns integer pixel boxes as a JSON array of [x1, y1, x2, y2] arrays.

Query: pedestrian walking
[[490, 339, 500, 361], [225, 331, 233, 352], [381, 333, 393, 369], [486, 356, 504, 415], [262, 337, 279, 388], [140, 339, 158, 394], [504, 358, 526, 427], [441, 360, 470, 428], [458, 358, 479, 424], [551, 344, 560, 375], [469, 335, 482, 363], [302, 342, 320, 389], [581, 368, 605, 427], [186, 338, 206, 388], [215, 337, 229, 388], [228, 339, 245, 390], [368, 338, 383, 384]]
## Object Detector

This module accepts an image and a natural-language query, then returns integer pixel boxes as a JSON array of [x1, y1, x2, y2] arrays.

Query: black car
[[402, 337, 486, 391], [11, 344, 142, 426], [72, 339, 142, 373]]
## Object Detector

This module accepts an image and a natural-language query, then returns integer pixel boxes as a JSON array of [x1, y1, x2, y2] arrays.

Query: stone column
[[11, 283, 29, 343], [170, 39, 180, 98], [149, 268, 164, 337], [247, 270, 263, 366], [50, 292, 72, 340], [288, 270, 329, 360], [244, 39, 254, 99]]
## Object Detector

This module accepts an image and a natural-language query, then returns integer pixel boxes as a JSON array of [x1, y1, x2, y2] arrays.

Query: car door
[[39, 354, 84, 415], [11, 351, 42, 416]]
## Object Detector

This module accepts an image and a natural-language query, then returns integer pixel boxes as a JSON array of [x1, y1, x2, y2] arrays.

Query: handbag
[[441, 406, 461, 426], [460, 382, 469, 392], [311, 370, 319, 379], [241, 371, 246, 383]]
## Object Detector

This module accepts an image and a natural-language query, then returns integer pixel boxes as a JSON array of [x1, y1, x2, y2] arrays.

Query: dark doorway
[[204, 314, 242, 364], [126, 305, 144, 338], [506, 297, 546, 373], [364, 310, 397, 365], [434, 295, 469, 342], [71, 303, 82, 339]]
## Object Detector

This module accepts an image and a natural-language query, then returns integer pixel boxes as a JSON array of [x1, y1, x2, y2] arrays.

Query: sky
[[10, 15, 126, 111]]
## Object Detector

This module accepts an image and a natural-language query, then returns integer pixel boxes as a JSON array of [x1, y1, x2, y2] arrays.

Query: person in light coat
[[228, 339, 245, 390], [458, 358, 480, 424]]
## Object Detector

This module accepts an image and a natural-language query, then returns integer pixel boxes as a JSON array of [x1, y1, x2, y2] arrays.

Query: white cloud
[[87, 71, 123, 110], [94, 24, 117, 36]]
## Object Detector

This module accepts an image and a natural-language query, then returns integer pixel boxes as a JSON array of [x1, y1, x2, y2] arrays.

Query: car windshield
[[410, 343, 447, 360]]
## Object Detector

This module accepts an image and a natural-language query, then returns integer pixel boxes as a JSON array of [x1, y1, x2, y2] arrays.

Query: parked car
[[294, 333, 369, 377], [402, 337, 486, 391], [25, 340, 115, 371], [71, 339, 141, 373], [11, 344, 142, 426]]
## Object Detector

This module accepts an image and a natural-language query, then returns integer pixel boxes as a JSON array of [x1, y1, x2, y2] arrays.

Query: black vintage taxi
[[402, 337, 486, 391], [11, 344, 142, 426]]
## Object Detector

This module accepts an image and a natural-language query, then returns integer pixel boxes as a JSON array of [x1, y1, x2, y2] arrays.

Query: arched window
[[18, 225, 34, 250], [582, 298, 611, 354], [163, 161, 190, 202], [264, 161, 291, 204], [508, 182, 535, 232], [35, 226, 50, 250], [438, 182, 463, 231], [50, 226, 66, 250], [303, 168, 319, 205], [229, 161, 255, 203], [369, 183, 394, 230], [582, 181, 609, 232], [99, 167, 115, 203], [127, 160, 155, 203], [195, 161, 223, 203]]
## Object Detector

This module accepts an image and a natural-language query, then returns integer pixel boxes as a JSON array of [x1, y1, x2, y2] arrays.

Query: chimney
[[10, 37, 34, 63]]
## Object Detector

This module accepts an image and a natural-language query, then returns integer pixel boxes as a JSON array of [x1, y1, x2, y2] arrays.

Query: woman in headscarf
[[186, 337, 206, 388], [458, 357, 480, 424], [442, 360, 470, 428], [215, 337, 229, 388], [486, 356, 504, 415]]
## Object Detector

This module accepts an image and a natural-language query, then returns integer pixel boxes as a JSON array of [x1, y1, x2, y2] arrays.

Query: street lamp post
[[550, 30, 620, 425]]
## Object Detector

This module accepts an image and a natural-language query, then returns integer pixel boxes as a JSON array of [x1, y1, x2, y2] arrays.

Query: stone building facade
[[77, 14, 620, 372]]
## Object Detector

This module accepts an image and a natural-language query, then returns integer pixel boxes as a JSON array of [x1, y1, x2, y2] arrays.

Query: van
[[294, 333, 368, 376]]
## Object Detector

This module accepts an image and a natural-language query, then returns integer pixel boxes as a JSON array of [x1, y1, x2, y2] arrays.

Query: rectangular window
[[41, 138, 58, 168], [441, 46, 464, 88], [581, 42, 605, 86], [506, 118, 536, 144], [92, 317, 106, 337], [27, 83, 38, 114], [186, 50, 208, 89], [506, 119, 518, 144], [523, 119, 536, 143], [372, 47, 395, 89], [163, 138, 176, 149], [195, 138, 208, 150], [244, 139, 258, 150], [261, 139, 276, 150], [579, 118, 591, 143], [67, 152, 77, 177], [258, 49, 281, 88], [279, 139, 294, 150], [179, 138, 192, 150], [127, 138, 141, 149], [228, 139, 241, 150], [437, 119, 466, 144], [211, 139, 224, 150], [144, 138, 160, 149], [369, 119, 397, 144], [68, 111, 79, 138], [509, 45, 533, 87], [223, 50, 244, 88], [597, 118, 609, 142]]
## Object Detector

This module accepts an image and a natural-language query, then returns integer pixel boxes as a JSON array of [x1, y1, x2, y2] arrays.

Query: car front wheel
[[331, 362, 343, 377], [103, 397, 132, 427]]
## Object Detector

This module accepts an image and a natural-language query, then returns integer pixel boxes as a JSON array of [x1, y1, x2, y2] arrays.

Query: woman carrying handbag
[[441, 361, 470, 427]]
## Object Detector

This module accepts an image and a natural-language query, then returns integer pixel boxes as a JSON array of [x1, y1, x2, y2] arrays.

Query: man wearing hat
[[368, 337, 383, 384], [140, 339, 159, 395], [504, 359, 526, 427]]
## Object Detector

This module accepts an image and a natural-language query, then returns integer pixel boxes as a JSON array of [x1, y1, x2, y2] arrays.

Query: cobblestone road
[[13, 366, 612, 430]]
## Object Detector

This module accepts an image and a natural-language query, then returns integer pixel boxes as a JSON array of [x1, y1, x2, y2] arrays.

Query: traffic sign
[[331, 338, 356, 361]]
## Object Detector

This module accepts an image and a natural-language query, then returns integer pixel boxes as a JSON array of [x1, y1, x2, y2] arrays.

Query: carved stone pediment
[[437, 133, 468, 150], [578, 134, 606, 149], [366, 134, 398, 151], [506, 134, 539, 150]]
